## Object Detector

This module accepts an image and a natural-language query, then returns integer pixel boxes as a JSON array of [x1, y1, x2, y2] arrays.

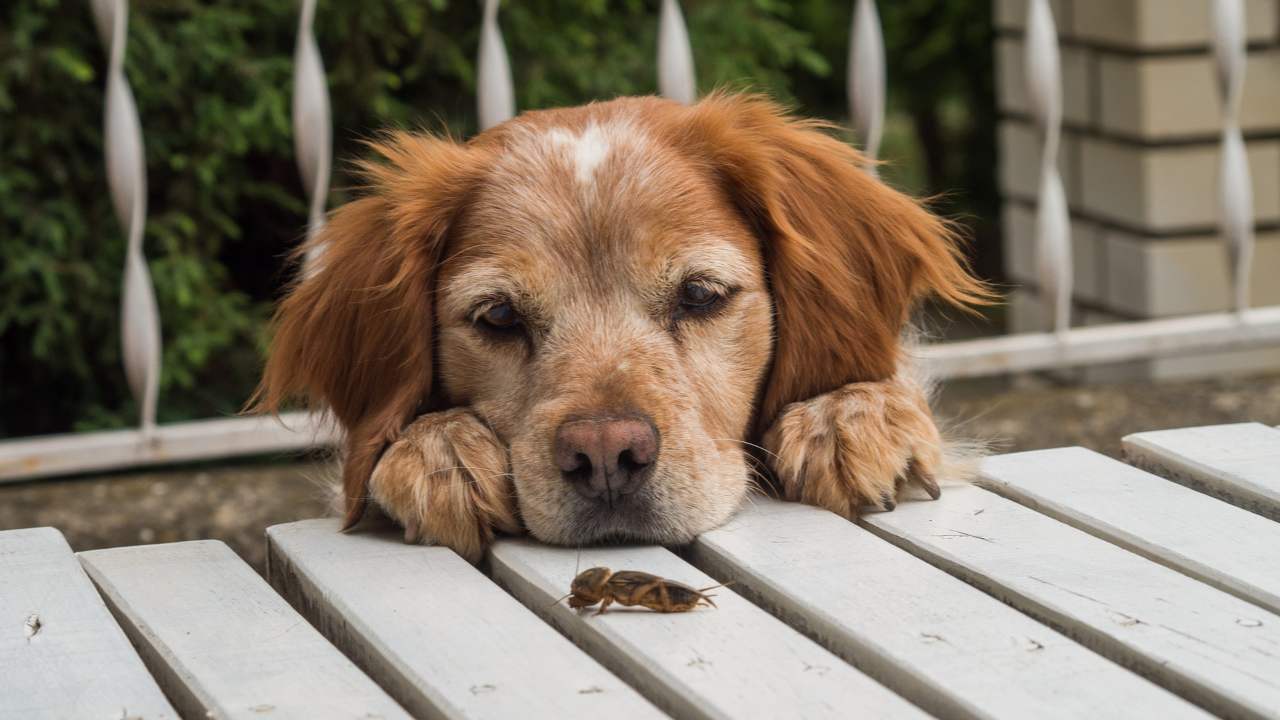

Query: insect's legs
[[595, 596, 614, 615]]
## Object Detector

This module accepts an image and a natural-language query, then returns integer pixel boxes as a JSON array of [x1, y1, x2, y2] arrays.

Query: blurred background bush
[[0, 0, 996, 438]]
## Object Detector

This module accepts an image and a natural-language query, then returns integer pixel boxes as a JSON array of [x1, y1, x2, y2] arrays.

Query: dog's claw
[[763, 377, 946, 520], [916, 471, 947, 499], [403, 515, 421, 544], [912, 464, 942, 500], [370, 408, 521, 563], [922, 478, 942, 500]]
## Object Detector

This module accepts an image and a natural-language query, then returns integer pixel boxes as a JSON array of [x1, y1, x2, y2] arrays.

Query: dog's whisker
[[708, 437, 783, 464], [742, 468, 773, 506]]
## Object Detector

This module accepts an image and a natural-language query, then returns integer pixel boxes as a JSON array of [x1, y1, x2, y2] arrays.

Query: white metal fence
[[1, 0, 1277, 482]]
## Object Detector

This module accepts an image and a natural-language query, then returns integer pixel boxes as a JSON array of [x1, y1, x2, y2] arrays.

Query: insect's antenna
[[544, 545, 584, 611], [696, 581, 734, 593], [543, 545, 584, 611]]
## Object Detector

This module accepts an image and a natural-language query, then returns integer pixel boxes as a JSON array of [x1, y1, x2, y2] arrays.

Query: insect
[[561, 567, 722, 614]]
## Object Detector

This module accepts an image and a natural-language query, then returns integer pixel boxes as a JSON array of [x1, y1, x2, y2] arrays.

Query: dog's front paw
[[762, 376, 942, 518], [369, 408, 521, 562]]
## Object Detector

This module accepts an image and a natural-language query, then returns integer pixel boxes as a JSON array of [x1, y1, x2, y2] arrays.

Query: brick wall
[[995, 0, 1280, 379]]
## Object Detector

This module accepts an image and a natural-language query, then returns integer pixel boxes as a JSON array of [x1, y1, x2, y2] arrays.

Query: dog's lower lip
[[570, 502, 673, 544], [574, 488, 643, 508], [571, 526, 682, 546]]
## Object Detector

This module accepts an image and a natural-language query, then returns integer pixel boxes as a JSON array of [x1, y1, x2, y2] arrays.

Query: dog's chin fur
[[254, 92, 993, 560], [516, 458, 752, 547], [524, 497, 737, 547]]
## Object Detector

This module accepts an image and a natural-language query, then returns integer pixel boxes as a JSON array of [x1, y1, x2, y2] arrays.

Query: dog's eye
[[676, 280, 729, 317], [681, 283, 717, 306], [477, 302, 522, 332]]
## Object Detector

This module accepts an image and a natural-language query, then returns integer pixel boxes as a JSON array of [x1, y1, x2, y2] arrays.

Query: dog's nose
[[554, 416, 659, 506]]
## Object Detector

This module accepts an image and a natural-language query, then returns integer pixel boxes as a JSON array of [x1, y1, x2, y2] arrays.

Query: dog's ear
[[251, 133, 490, 528], [670, 92, 992, 432]]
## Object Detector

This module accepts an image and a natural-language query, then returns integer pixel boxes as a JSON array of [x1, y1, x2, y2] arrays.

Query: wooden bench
[[2, 421, 1277, 719]]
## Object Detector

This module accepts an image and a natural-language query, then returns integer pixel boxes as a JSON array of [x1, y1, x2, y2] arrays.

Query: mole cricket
[[559, 566, 723, 615]]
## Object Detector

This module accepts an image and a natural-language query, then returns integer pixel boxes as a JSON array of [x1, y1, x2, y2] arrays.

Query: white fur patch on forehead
[[508, 117, 651, 190], [544, 124, 612, 186]]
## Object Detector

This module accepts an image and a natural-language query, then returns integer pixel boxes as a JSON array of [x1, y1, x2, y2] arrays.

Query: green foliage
[[0, 0, 993, 438]]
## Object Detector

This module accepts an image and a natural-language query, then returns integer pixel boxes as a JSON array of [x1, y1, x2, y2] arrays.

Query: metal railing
[[915, 0, 1280, 376], [1, 0, 1277, 482]]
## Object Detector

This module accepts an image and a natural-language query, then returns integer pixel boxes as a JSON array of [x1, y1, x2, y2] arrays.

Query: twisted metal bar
[[293, 0, 332, 271], [658, 0, 696, 104], [1024, 0, 1072, 335], [477, 0, 514, 130], [847, 0, 885, 171], [91, 0, 161, 436], [1212, 0, 1255, 314]]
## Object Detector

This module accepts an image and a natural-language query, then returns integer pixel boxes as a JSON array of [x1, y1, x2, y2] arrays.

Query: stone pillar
[[995, 0, 1280, 379]]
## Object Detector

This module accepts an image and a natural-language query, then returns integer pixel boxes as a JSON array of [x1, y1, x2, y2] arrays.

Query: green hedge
[[0, 0, 993, 438]]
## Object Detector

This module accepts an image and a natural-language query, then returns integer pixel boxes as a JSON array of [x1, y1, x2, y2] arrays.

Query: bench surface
[[1, 421, 1276, 719]]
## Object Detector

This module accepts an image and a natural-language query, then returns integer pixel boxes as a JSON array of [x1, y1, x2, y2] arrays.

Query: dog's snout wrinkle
[[554, 415, 658, 507]]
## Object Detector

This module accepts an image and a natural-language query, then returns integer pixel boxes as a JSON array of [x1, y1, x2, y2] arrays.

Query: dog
[[254, 92, 990, 562]]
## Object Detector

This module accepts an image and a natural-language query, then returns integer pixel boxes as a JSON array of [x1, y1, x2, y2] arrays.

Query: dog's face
[[255, 94, 987, 548], [435, 116, 773, 543]]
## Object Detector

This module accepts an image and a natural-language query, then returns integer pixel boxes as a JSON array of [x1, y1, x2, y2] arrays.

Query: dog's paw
[[762, 376, 942, 518], [369, 408, 521, 562]]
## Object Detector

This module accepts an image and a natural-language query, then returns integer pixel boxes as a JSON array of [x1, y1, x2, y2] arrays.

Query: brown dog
[[254, 93, 990, 561]]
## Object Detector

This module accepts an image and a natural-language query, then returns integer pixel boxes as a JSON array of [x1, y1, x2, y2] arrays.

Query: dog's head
[[255, 93, 986, 545]]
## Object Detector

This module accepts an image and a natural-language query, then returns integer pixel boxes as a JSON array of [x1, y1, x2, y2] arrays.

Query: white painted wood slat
[[862, 485, 1280, 719], [0, 528, 176, 720], [980, 446, 1280, 614], [687, 498, 1209, 720], [78, 540, 408, 720], [918, 305, 1280, 379], [488, 539, 927, 720], [0, 410, 336, 483], [266, 520, 659, 720], [1124, 422, 1280, 522]]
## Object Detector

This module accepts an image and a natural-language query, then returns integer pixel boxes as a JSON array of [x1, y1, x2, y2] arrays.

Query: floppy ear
[[252, 133, 489, 528], [671, 92, 992, 432]]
